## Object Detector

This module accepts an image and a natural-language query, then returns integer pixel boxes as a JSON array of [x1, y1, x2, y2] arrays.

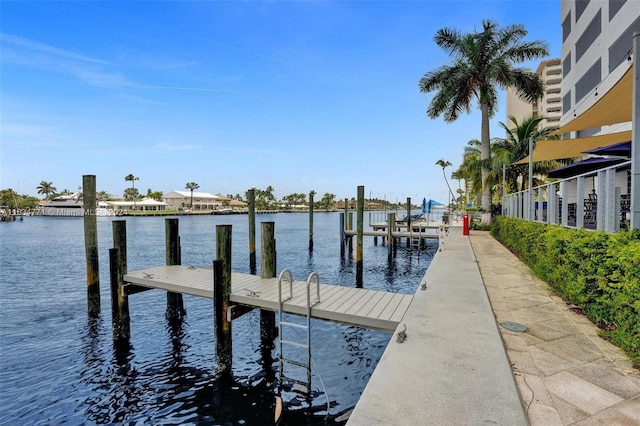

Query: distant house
[[164, 191, 222, 211], [104, 198, 168, 212], [228, 199, 248, 210]]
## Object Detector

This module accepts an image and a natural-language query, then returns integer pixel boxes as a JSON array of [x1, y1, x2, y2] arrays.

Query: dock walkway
[[348, 228, 527, 425], [348, 229, 640, 425], [123, 267, 413, 332]]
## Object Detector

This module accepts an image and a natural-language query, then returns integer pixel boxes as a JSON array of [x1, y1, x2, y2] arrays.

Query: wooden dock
[[123, 265, 413, 332], [344, 229, 440, 239], [344, 220, 444, 239]]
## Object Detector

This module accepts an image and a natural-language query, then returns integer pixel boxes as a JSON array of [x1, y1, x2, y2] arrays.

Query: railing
[[502, 161, 632, 233]]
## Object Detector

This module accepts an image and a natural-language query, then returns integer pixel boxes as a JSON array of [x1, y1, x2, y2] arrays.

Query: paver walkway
[[470, 231, 640, 425]]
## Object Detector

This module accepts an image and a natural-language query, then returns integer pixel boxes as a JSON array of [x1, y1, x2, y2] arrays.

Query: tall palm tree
[[36, 181, 57, 199], [436, 159, 456, 209], [419, 19, 548, 225], [124, 174, 139, 209], [185, 182, 199, 208]]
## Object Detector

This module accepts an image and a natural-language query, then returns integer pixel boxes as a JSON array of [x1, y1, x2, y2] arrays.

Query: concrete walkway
[[348, 228, 527, 425], [348, 228, 640, 425], [470, 231, 640, 425]]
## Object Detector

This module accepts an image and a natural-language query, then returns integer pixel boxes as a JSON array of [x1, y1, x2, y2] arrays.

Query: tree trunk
[[480, 101, 492, 226]]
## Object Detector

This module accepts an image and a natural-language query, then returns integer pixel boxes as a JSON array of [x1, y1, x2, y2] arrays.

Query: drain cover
[[500, 322, 528, 332]]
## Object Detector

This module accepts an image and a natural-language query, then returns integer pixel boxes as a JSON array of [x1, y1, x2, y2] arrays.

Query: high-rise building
[[506, 58, 562, 128], [559, 0, 639, 139]]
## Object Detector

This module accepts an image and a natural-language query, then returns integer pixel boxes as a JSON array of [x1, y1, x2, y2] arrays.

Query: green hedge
[[491, 217, 640, 365]]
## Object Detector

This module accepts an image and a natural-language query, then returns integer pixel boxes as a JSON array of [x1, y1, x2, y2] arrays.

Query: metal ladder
[[409, 227, 422, 250], [277, 269, 320, 398]]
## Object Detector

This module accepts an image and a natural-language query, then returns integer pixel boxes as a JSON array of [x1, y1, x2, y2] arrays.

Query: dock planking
[[124, 265, 413, 332]]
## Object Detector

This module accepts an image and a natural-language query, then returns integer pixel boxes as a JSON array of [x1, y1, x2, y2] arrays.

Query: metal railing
[[502, 160, 632, 233]]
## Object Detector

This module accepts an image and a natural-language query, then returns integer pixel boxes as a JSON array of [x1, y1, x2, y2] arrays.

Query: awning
[[557, 65, 633, 134], [583, 140, 631, 157], [516, 130, 632, 164], [548, 157, 628, 178]]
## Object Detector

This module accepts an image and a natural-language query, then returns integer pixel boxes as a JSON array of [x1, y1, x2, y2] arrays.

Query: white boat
[[216, 206, 234, 214], [39, 193, 84, 216]]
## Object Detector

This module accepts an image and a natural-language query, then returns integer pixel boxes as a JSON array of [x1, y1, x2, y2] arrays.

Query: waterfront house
[[163, 191, 222, 212]]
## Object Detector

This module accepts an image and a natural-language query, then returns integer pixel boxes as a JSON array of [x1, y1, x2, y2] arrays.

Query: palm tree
[[419, 20, 548, 225], [185, 182, 199, 209], [36, 181, 57, 199], [436, 159, 456, 211], [455, 138, 507, 207], [455, 139, 484, 206], [494, 115, 561, 192], [97, 191, 111, 201], [124, 174, 139, 209]]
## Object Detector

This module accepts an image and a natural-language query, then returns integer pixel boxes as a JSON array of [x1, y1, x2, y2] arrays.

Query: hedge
[[491, 216, 640, 365]]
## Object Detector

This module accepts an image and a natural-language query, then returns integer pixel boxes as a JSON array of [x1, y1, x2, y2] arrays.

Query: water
[[0, 213, 436, 425]]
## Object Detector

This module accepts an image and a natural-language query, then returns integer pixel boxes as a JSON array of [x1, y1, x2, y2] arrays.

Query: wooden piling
[[111, 220, 130, 340], [356, 185, 364, 287], [248, 188, 257, 275], [340, 213, 345, 257], [214, 225, 233, 375], [348, 212, 354, 255], [165, 218, 185, 320], [387, 212, 395, 256], [406, 197, 411, 247], [260, 222, 278, 366], [308, 191, 315, 251], [83, 174, 100, 315]]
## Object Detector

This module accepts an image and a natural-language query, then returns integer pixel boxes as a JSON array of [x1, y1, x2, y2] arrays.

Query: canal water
[[0, 213, 437, 425]]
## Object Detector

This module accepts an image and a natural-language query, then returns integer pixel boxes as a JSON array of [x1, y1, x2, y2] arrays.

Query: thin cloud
[[153, 142, 200, 151], [1, 33, 239, 93], [135, 84, 241, 93], [0, 33, 109, 65], [172, 30, 343, 82]]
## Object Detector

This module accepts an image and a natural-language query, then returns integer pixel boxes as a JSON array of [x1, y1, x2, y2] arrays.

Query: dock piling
[[214, 225, 233, 375], [165, 218, 185, 320], [248, 189, 257, 275], [110, 220, 130, 340], [260, 221, 278, 376], [387, 213, 395, 257], [356, 186, 364, 287], [406, 197, 411, 247], [83, 174, 100, 315], [340, 213, 345, 257], [308, 191, 315, 251]]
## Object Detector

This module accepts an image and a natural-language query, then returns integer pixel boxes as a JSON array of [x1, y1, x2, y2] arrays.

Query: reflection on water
[[0, 214, 435, 424]]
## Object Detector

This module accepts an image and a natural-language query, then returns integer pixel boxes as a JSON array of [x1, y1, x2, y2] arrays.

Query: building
[[163, 191, 222, 211], [506, 58, 562, 128], [503, 0, 640, 231], [535, 59, 563, 127], [102, 198, 168, 213], [560, 0, 638, 139]]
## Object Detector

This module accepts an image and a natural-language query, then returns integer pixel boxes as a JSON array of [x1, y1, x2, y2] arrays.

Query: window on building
[[576, 0, 591, 21], [563, 90, 572, 114], [609, 0, 626, 20], [608, 17, 640, 72], [577, 127, 601, 137], [575, 58, 601, 102], [576, 9, 602, 62], [563, 12, 572, 41], [563, 53, 572, 77]]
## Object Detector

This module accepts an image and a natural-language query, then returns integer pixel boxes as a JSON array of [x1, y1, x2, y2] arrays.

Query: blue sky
[[1, 0, 561, 204]]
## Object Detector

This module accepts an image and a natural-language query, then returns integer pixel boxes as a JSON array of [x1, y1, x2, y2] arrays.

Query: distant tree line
[[3, 180, 419, 212]]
